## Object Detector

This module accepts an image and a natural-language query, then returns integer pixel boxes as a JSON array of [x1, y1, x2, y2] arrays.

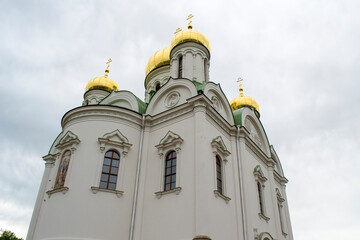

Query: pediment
[[98, 129, 132, 154], [211, 136, 231, 157], [55, 131, 80, 150], [253, 165, 267, 181], [159, 131, 183, 145], [101, 129, 129, 144]]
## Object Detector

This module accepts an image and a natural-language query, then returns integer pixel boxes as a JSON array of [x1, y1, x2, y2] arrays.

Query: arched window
[[178, 56, 183, 78], [257, 181, 264, 215], [155, 83, 161, 91], [55, 150, 71, 188], [100, 150, 120, 190], [216, 155, 223, 194], [164, 151, 177, 191]]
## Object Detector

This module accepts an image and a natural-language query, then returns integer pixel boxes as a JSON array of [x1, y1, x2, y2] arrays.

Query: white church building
[[27, 17, 293, 240]]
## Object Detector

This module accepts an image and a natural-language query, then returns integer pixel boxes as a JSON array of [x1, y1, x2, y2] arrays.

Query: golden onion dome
[[230, 78, 260, 113], [145, 47, 170, 76], [170, 23, 210, 53], [85, 59, 119, 93]]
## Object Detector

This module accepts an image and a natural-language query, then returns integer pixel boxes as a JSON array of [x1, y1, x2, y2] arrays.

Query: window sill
[[155, 187, 182, 199], [282, 231, 288, 237], [91, 186, 124, 198], [258, 213, 270, 222], [46, 187, 69, 197], [213, 190, 231, 204]]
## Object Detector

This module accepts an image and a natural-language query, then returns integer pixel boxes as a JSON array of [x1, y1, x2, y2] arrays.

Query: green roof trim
[[135, 96, 147, 114], [192, 81, 206, 94], [233, 108, 244, 126]]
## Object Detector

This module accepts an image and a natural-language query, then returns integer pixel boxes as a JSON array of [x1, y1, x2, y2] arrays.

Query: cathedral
[[27, 16, 293, 240]]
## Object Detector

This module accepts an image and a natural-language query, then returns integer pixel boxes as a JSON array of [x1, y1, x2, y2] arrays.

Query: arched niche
[[204, 82, 234, 125], [146, 78, 198, 116]]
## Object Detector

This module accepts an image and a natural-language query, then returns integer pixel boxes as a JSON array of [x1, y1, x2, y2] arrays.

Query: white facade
[[27, 29, 293, 240]]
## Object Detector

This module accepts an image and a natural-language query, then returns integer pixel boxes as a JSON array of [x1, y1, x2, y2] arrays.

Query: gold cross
[[174, 28, 182, 34], [237, 77, 243, 88], [106, 58, 112, 68], [187, 14, 194, 28]]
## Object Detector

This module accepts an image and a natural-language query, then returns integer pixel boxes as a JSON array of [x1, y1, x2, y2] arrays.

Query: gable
[[100, 90, 146, 114]]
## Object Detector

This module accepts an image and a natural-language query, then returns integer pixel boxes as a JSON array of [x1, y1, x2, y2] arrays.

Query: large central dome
[[170, 25, 210, 53]]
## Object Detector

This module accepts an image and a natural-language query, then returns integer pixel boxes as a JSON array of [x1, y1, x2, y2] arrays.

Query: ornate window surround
[[154, 131, 183, 198], [91, 129, 132, 198], [276, 188, 288, 236], [211, 136, 231, 203], [46, 131, 80, 197], [254, 165, 270, 221]]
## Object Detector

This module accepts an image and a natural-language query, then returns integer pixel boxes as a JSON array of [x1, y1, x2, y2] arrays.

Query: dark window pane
[[166, 160, 171, 167], [104, 158, 111, 165], [102, 166, 110, 173], [112, 159, 119, 167], [105, 151, 113, 158], [111, 167, 118, 174], [171, 182, 176, 189], [99, 181, 107, 189], [165, 176, 171, 184], [173, 158, 176, 165], [172, 166, 176, 173], [112, 151, 120, 159], [166, 168, 171, 175], [109, 175, 117, 183], [108, 183, 116, 190], [165, 184, 170, 191], [101, 174, 109, 182]]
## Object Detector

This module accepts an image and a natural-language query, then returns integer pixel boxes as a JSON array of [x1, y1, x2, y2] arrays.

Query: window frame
[[155, 131, 183, 198], [99, 150, 120, 191], [178, 56, 183, 78], [253, 165, 269, 221], [211, 136, 231, 203], [91, 130, 132, 197]]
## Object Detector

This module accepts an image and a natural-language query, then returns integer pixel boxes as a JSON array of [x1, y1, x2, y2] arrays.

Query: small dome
[[230, 78, 259, 113], [85, 59, 119, 93], [170, 26, 210, 53], [145, 47, 170, 76]]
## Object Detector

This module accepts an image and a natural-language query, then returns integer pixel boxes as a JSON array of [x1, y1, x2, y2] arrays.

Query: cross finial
[[186, 14, 194, 29], [105, 58, 112, 76], [237, 77, 244, 96], [174, 27, 182, 34]]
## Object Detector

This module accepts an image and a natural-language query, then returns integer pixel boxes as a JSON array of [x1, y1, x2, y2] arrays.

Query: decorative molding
[[276, 188, 285, 202], [98, 129, 132, 155], [211, 136, 231, 159], [155, 131, 183, 156], [91, 186, 124, 198], [154, 187, 182, 199], [165, 91, 181, 108], [258, 212, 270, 222], [213, 190, 231, 204], [253, 165, 268, 182], [42, 154, 56, 167], [210, 95, 222, 112], [55, 131, 80, 151], [46, 187, 69, 197]]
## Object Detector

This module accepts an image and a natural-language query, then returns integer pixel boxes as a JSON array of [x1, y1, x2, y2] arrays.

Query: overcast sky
[[1, 0, 359, 239]]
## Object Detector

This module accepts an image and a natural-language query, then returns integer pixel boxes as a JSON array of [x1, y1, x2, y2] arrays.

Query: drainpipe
[[236, 126, 247, 240], [129, 115, 145, 240]]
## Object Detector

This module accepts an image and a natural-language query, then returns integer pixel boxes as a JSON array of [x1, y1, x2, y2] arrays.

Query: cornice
[[61, 106, 143, 129]]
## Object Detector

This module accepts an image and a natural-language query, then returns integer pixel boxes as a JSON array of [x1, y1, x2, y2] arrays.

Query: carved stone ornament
[[211, 95, 222, 111], [98, 129, 132, 155], [244, 118, 262, 148], [276, 188, 285, 202], [155, 131, 183, 156], [253, 165, 268, 182], [91, 186, 124, 198], [165, 91, 180, 108], [211, 136, 231, 159], [55, 131, 80, 151]]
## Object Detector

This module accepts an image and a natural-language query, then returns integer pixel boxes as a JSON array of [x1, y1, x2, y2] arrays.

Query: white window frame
[[254, 165, 269, 221], [91, 129, 132, 198], [47, 131, 80, 197], [155, 131, 183, 198], [211, 136, 231, 203]]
